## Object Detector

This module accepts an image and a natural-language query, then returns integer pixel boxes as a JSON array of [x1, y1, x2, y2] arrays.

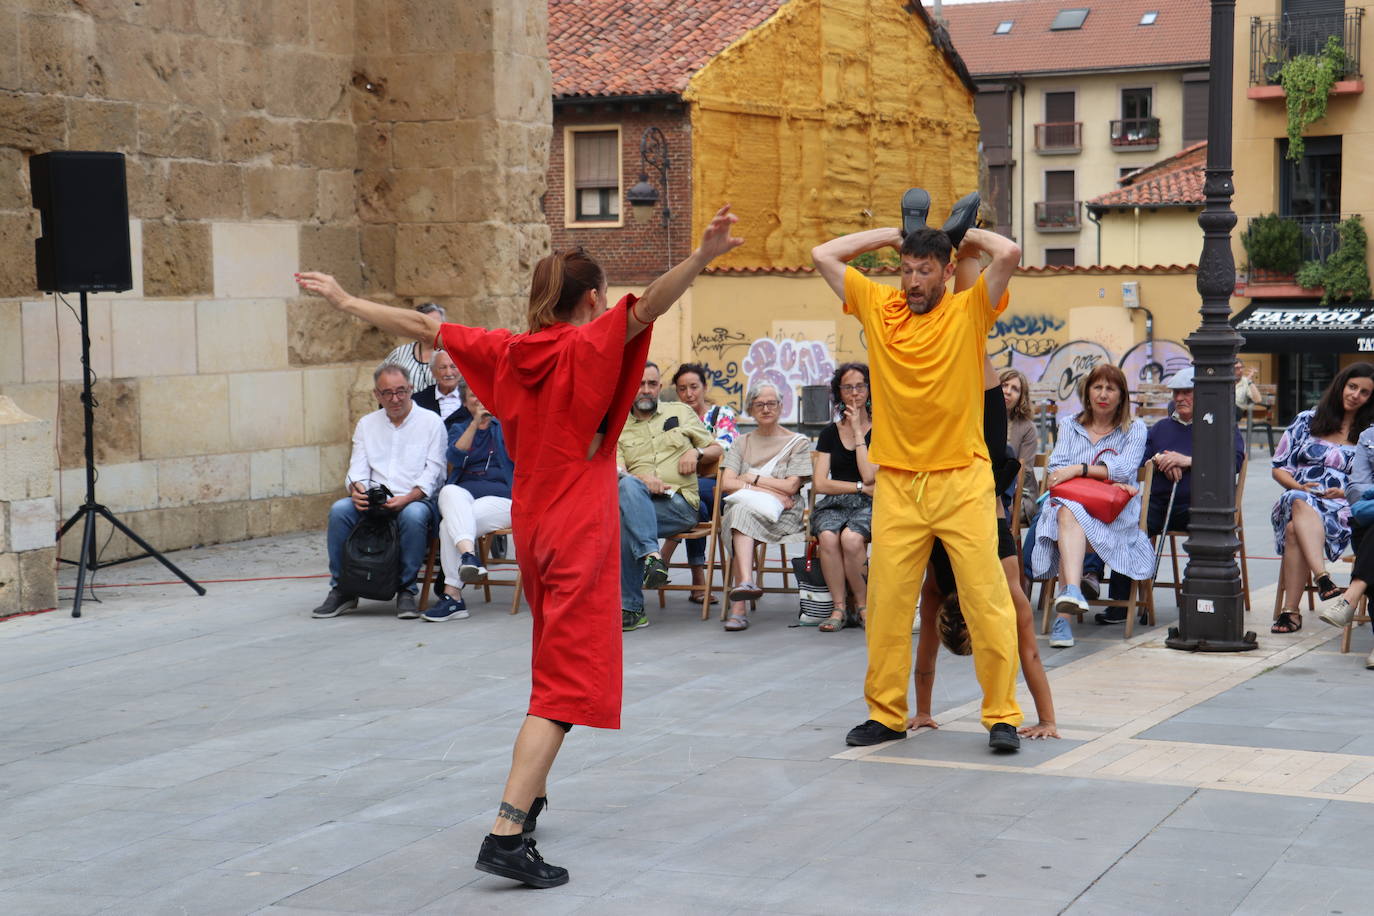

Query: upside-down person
[[811, 201, 1025, 754], [295, 204, 744, 889]]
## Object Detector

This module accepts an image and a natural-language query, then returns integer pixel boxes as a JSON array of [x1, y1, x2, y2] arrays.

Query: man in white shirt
[[313, 365, 447, 620]]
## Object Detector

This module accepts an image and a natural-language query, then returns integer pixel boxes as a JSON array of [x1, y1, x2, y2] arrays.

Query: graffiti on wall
[[739, 337, 837, 421]]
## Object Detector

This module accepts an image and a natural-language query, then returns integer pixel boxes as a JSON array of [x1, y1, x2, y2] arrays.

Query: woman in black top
[[810, 363, 875, 631]]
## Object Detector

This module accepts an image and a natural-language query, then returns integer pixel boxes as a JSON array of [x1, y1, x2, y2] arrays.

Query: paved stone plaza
[[4, 458, 1374, 914]]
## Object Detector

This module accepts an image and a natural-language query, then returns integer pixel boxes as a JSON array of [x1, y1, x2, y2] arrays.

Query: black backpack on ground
[[338, 486, 401, 601]]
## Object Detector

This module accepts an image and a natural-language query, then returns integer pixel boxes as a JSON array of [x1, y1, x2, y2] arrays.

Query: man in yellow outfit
[[812, 221, 1024, 752]]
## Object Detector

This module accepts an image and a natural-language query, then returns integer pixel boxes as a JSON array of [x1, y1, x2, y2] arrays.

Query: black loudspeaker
[[30, 151, 133, 293]]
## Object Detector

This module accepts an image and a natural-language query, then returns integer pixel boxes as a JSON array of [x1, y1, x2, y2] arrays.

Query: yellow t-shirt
[[843, 266, 1007, 473]]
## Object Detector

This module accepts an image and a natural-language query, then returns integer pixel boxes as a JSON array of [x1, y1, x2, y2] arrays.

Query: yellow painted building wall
[[1096, 207, 1204, 267], [683, 0, 981, 270], [646, 268, 1199, 422], [1231, 0, 1374, 283]]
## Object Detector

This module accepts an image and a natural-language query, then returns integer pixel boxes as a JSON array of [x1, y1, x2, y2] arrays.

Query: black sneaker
[[901, 187, 932, 238], [941, 190, 982, 249], [523, 795, 546, 835], [1094, 609, 1125, 625], [311, 588, 357, 618], [989, 722, 1021, 753], [395, 591, 420, 619], [475, 834, 569, 888], [622, 609, 648, 631], [641, 555, 669, 589], [845, 719, 907, 747]]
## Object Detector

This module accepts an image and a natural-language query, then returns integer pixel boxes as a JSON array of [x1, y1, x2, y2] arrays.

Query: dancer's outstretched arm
[[627, 204, 744, 342], [294, 272, 441, 344], [811, 228, 903, 299]]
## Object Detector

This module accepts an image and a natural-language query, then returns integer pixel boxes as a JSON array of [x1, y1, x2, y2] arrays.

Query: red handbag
[[1049, 448, 1131, 523]]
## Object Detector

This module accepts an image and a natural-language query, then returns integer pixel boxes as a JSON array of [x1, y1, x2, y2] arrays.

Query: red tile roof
[[929, 0, 1209, 77], [549, 0, 787, 100], [1088, 141, 1207, 210]]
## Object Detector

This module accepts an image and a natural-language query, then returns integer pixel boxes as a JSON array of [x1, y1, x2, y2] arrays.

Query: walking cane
[[1152, 479, 1180, 580]]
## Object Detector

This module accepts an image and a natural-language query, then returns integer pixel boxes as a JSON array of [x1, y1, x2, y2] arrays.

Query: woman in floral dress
[[1271, 363, 1374, 633]]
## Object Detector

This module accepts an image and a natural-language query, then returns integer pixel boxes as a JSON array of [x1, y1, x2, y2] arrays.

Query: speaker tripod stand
[[56, 291, 205, 617]]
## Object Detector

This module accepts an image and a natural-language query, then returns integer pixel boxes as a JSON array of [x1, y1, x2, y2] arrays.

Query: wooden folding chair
[[1038, 463, 1157, 639], [656, 468, 725, 621], [1156, 456, 1252, 614], [717, 484, 810, 622], [417, 525, 523, 614]]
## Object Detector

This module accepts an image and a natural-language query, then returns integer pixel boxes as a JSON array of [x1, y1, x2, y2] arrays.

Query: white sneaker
[[1365, 646, 1374, 670], [1319, 597, 1356, 629]]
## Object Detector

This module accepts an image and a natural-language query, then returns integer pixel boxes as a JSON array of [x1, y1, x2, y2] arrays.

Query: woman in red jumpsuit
[[296, 205, 742, 888]]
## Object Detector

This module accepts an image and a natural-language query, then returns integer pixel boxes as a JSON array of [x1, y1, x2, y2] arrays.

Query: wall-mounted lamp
[[626, 126, 671, 226]]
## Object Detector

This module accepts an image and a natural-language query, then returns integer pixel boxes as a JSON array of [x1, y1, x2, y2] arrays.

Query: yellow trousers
[[865, 461, 1023, 730]]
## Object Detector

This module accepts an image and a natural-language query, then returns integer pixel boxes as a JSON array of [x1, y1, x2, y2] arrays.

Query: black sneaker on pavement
[[845, 719, 907, 747], [901, 187, 932, 238], [1094, 610, 1125, 625], [641, 555, 669, 589], [523, 795, 547, 835], [311, 588, 357, 618], [989, 722, 1021, 753], [396, 591, 420, 619], [459, 551, 488, 584], [422, 594, 469, 622], [475, 834, 569, 888], [622, 609, 649, 631], [941, 190, 981, 249]]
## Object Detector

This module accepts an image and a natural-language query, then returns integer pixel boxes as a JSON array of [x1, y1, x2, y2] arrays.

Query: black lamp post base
[[1165, 627, 1259, 652]]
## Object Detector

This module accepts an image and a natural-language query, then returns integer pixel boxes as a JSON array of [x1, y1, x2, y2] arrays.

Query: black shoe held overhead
[[989, 722, 1021, 753], [475, 833, 569, 888], [941, 190, 981, 249], [900, 187, 932, 238], [846, 719, 907, 747]]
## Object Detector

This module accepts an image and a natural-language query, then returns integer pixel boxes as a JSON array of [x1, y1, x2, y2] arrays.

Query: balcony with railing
[[1109, 118, 1160, 150], [1242, 213, 1346, 296], [1034, 122, 1082, 154], [1249, 9, 1364, 95], [1035, 200, 1081, 232]]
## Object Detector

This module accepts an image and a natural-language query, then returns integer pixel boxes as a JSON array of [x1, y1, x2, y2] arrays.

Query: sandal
[[723, 614, 749, 631], [1315, 574, 1345, 602], [1271, 611, 1303, 634], [819, 614, 846, 632], [690, 591, 718, 605], [728, 582, 763, 601]]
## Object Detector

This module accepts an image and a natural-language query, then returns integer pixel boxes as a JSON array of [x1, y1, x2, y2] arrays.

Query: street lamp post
[[625, 126, 672, 227], [1167, 0, 1258, 653]]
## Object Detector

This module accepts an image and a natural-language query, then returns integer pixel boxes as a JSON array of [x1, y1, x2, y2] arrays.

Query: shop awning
[[1232, 300, 1374, 353]]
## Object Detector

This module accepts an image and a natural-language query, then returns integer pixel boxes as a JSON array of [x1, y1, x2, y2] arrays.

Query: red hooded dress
[[436, 296, 651, 729]]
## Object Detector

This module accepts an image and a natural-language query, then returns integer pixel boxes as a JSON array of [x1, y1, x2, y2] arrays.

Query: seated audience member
[[1000, 367, 1040, 521], [660, 362, 735, 604], [810, 362, 874, 631], [381, 302, 445, 391], [1030, 365, 1151, 648], [413, 349, 471, 428], [1235, 359, 1266, 413], [1270, 362, 1374, 634], [719, 382, 813, 631], [1095, 366, 1246, 622], [313, 365, 446, 621], [618, 362, 716, 632], [428, 385, 514, 622]]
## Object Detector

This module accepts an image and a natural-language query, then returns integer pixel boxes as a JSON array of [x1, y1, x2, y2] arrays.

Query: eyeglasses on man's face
[[376, 387, 412, 400], [839, 383, 868, 393]]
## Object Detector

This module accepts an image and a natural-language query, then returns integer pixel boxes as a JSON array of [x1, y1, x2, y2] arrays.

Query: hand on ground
[[1018, 721, 1060, 739], [907, 714, 939, 731]]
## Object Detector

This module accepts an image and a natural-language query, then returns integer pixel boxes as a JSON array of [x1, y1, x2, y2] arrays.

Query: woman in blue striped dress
[[1031, 364, 1152, 648]]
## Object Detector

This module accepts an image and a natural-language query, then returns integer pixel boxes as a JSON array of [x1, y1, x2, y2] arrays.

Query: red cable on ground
[[0, 607, 59, 622]]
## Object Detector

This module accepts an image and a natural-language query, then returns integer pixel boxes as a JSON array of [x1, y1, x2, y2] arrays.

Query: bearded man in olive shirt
[[617, 362, 717, 631]]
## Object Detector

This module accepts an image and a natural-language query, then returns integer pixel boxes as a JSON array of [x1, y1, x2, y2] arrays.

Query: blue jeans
[[619, 475, 699, 612], [686, 477, 716, 566], [328, 497, 434, 595]]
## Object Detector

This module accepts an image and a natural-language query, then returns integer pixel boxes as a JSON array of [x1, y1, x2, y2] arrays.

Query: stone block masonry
[[0, 0, 554, 585], [0, 396, 56, 616]]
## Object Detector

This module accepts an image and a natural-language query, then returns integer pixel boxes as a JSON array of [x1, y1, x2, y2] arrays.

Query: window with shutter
[[1044, 248, 1076, 267], [1181, 76, 1209, 145], [568, 128, 622, 223]]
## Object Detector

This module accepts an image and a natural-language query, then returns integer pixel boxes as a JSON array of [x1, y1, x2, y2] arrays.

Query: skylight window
[[1050, 8, 1089, 30], [1140, 11, 1158, 25], [995, 20, 1014, 34]]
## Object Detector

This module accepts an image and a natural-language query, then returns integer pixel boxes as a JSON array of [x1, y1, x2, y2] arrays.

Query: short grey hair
[[416, 302, 446, 321], [374, 363, 411, 386], [430, 348, 455, 371], [744, 381, 780, 412]]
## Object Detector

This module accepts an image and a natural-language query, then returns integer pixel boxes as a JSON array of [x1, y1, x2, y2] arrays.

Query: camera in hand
[[365, 483, 393, 516]]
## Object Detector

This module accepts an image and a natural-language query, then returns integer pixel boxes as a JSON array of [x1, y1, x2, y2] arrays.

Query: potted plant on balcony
[[1279, 35, 1348, 160], [1297, 215, 1371, 305], [1242, 213, 1304, 284]]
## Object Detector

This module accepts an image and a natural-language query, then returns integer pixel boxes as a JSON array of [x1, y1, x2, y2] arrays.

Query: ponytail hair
[[527, 246, 606, 332]]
